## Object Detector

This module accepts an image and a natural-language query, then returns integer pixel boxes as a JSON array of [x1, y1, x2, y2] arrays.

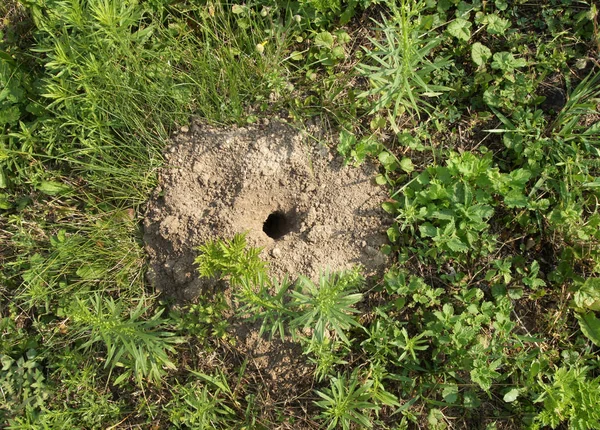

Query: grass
[[1, 0, 600, 428]]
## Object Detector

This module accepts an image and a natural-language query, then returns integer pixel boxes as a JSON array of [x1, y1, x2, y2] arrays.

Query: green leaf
[[0, 193, 11, 209], [574, 278, 600, 311], [483, 88, 501, 107], [419, 223, 437, 238], [36, 180, 72, 196], [442, 384, 459, 404], [575, 311, 600, 346], [504, 190, 528, 208], [26, 102, 46, 117], [471, 42, 492, 66], [0, 80, 25, 103], [447, 18, 472, 41], [495, 0, 508, 10], [471, 359, 501, 392], [0, 50, 16, 64], [289, 51, 304, 61], [378, 151, 395, 168], [400, 157, 414, 173], [337, 130, 356, 158], [508, 168, 531, 187], [0, 104, 21, 125], [485, 14, 511, 35], [76, 264, 106, 280], [387, 225, 399, 242], [231, 4, 245, 14], [0, 167, 6, 189], [491, 52, 527, 73], [314, 31, 335, 50], [503, 388, 520, 403], [447, 237, 469, 253], [382, 202, 397, 214], [469, 204, 494, 220], [375, 174, 387, 185]]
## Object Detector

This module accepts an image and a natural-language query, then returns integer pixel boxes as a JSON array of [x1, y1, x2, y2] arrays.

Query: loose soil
[[143, 119, 392, 301]]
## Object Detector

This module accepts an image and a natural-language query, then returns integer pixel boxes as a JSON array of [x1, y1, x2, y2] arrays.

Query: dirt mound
[[143, 120, 391, 300], [143, 120, 391, 421]]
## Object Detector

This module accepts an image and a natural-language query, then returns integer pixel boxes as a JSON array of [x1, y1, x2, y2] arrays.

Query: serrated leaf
[[419, 223, 437, 238], [447, 18, 472, 41], [508, 168, 531, 187], [447, 237, 469, 253], [469, 204, 494, 220], [0, 104, 21, 125], [431, 209, 455, 220], [504, 190, 528, 208], [483, 87, 501, 107], [491, 52, 527, 73], [486, 14, 511, 35], [472, 42, 492, 66], [508, 287, 523, 299], [575, 311, 600, 346]]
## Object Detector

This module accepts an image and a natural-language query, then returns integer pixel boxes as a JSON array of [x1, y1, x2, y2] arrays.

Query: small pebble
[[271, 247, 282, 258], [365, 246, 378, 256], [181, 125, 189, 133]]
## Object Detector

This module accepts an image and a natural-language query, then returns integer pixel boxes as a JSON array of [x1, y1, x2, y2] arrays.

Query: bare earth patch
[[143, 120, 391, 300]]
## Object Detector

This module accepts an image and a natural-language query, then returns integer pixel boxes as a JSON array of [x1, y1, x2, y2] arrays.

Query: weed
[[315, 370, 378, 430], [68, 293, 184, 386], [358, 0, 453, 128], [290, 270, 364, 344]]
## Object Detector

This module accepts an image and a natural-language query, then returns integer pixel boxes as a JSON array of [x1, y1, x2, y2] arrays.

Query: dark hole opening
[[263, 211, 292, 240]]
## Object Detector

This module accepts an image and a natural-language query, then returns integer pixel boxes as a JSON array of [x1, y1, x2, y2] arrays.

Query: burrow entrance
[[263, 210, 295, 240], [143, 120, 392, 301]]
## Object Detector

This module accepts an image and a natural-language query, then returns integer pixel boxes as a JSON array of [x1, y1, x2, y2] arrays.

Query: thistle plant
[[68, 293, 184, 385], [315, 370, 378, 430], [357, 0, 452, 127], [290, 269, 364, 344]]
